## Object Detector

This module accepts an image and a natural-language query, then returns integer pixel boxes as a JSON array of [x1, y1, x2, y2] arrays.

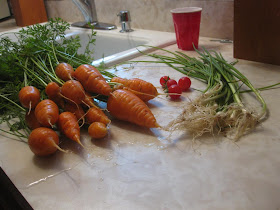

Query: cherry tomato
[[168, 84, 182, 100], [160, 76, 170, 87], [166, 79, 177, 88], [178, 76, 191, 91]]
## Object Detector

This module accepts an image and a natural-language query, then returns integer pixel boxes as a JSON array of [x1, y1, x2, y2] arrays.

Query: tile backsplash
[[44, 0, 233, 39]]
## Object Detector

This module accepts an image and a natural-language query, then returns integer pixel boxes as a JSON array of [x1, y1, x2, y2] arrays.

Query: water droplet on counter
[[157, 145, 168, 151], [105, 156, 113, 161], [144, 143, 155, 147]]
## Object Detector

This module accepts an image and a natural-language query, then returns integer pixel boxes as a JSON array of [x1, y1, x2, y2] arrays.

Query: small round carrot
[[60, 80, 85, 105], [107, 89, 159, 128], [25, 110, 41, 130], [18, 86, 41, 109], [45, 82, 64, 108], [35, 99, 59, 127], [85, 106, 111, 125], [111, 77, 158, 102], [28, 127, 63, 156], [88, 122, 108, 139], [73, 64, 112, 96], [55, 62, 74, 81], [57, 112, 83, 146], [45, 82, 60, 98]]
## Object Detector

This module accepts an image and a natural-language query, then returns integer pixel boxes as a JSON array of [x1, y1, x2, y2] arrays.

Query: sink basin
[[66, 27, 176, 66], [0, 26, 176, 67]]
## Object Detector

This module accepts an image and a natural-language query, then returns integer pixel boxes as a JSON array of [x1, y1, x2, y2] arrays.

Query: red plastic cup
[[171, 7, 202, 50]]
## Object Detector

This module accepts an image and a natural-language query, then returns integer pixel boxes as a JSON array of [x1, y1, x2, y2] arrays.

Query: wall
[[44, 0, 233, 39]]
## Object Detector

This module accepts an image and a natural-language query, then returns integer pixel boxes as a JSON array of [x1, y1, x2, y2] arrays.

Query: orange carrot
[[64, 102, 85, 122], [73, 64, 112, 96], [107, 89, 159, 128], [111, 77, 158, 102], [88, 122, 108, 139], [60, 80, 85, 105], [28, 127, 63, 156], [18, 86, 41, 109], [83, 92, 96, 108], [45, 82, 64, 108], [35, 99, 59, 127], [25, 110, 41, 130], [85, 106, 111, 125], [57, 112, 82, 146], [55, 62, 74, 81]]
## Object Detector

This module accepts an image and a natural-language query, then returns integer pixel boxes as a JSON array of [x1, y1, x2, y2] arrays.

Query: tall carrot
[[64, 103, 85, 122], [60, 80, 86, 105], [107, 89, 159, 128], [83, 92, 96, 108], [18, 86, 41, 109], [35, 99, 59, 127], [85, 106, 111, 125], [57, 112, 83, 146], [55, 62, 74, 81], [28, 127, 64, 156], [73, 64, 112, 96], [111, 77, 158, 102]]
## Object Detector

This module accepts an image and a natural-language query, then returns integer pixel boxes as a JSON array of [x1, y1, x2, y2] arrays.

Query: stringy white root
[[164, 93, 262, 141]]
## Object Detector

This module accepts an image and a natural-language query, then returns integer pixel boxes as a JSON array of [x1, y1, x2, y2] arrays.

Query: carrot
[[28, 127, 63, 156], [83, 92, 96, 108], [35, 99, 59, 127], [73, 64, 112, 96], [55, 62, 74, 81], [45, 82, 64, 108], [88, 122, 108, 139], [111, 77, 158, 102], [18, 86, 41, 109], [60, 80, 85, 105], [25, 110, 41, 130], [57, 112, 83, 146], [85, 106, 111, 125], [64, 103, 85, 122], [107, 89, 159, 128]]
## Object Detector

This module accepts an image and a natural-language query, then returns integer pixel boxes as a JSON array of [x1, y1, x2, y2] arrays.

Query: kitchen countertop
[[1, 28, 280, 209]]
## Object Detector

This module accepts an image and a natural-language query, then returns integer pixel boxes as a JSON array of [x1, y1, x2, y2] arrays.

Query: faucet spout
[[72, 0, 116, 30], [72, 0, 97, 23]]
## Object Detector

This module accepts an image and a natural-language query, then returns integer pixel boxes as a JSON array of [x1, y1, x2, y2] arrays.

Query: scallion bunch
[[138, 47, 273, 140]]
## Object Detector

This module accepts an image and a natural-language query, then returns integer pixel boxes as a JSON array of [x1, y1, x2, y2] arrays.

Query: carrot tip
[[78, 141, 85, 148], [74, 135, 85, 148], [155, 122, 161, 128], [52, 141, 68, 153]]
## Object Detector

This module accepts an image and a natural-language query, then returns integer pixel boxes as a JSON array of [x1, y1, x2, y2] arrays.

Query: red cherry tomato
[[178, 76, 191, 91], [160, 76, 170, 87], [166, 79, 177, 88], [168, 84, 182, 100]]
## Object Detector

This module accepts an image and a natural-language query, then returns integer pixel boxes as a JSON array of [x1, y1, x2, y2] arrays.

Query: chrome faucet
[[71, 0, 116, 30], [117, 11, 133, 32]]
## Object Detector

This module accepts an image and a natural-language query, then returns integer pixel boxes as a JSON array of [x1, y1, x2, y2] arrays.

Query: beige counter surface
[[0, 36, 280, 210]]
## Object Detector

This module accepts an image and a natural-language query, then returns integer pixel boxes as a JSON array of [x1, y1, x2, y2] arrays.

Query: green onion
[[134, 46, 278, 140]]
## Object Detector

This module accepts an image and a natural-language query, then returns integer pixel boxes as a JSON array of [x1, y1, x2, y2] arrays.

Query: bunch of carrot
[[0, 18, 161, 158], [17, 62, 160, 157]]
